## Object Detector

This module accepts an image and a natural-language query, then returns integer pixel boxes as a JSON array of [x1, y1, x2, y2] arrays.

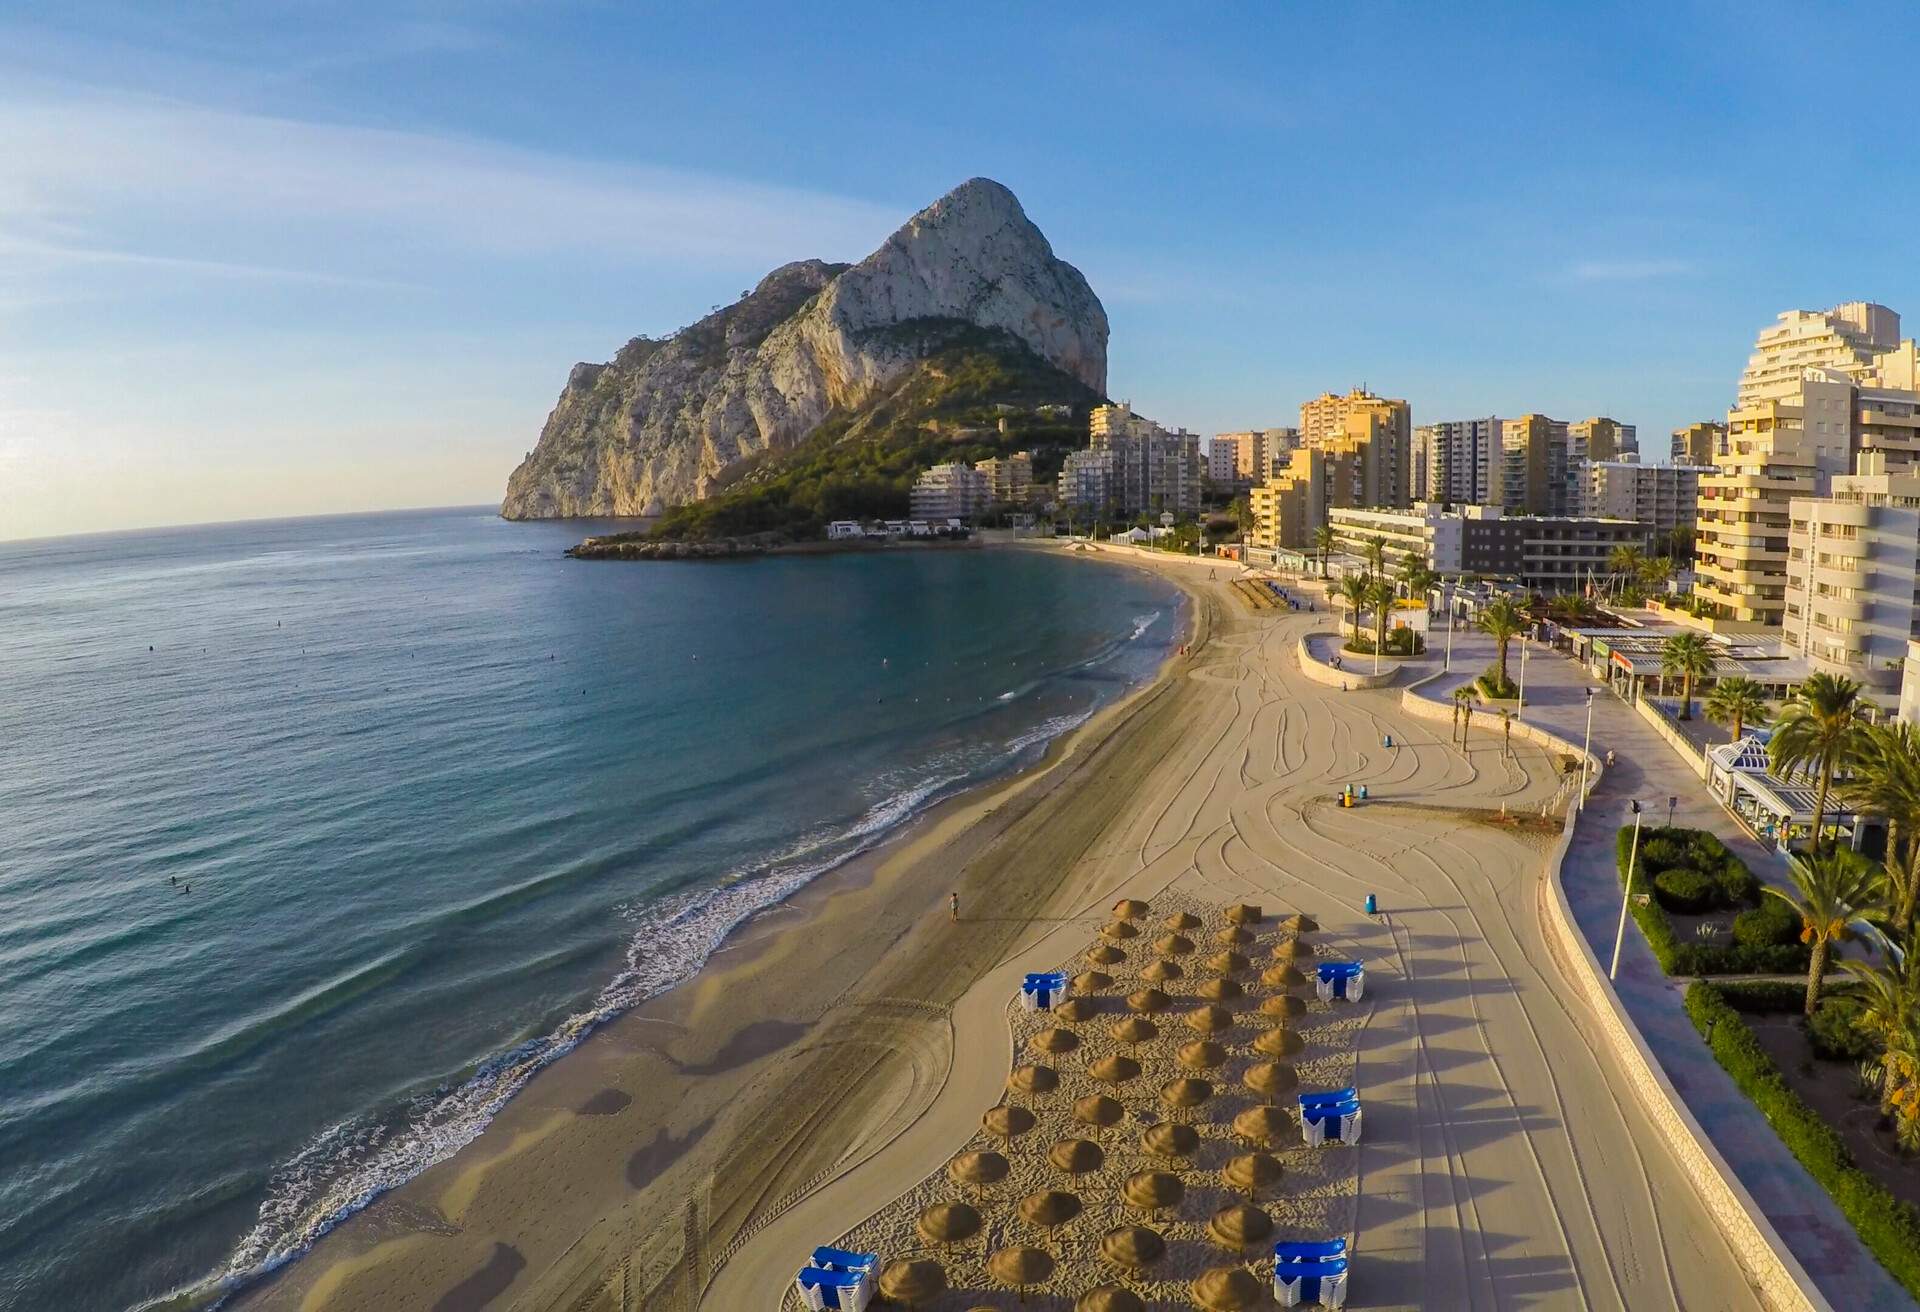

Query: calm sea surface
[[0, 508, 1180, 1310]]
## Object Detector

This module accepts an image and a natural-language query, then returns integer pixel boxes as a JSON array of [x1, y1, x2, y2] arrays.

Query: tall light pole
[[1445, 589, 1455, 672], [1517, 632, 1530, 720], [1611, 800, 1643, 980], [1579, 688, 1596, 810]]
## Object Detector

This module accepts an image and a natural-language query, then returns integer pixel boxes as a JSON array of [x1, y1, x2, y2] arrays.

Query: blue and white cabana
[[1315, 961, 1365, 1002], [1020, 970, 1070, 1010], [1299, 1087, 1363, 1146], [795, 1247, 877, 1310], [1274, 1237, 1350, 1307]]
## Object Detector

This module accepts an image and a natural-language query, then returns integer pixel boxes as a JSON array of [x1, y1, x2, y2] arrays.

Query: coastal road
[[707, 559, 1759, 1309]]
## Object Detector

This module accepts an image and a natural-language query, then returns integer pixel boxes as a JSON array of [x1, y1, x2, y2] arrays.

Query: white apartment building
[[1738, 302, 1909, 406], [1327, 503, 1650, 591], [1786, 453, 1920, 692], [1088, 403, 1204, 516], [1585, 461, 1710, 542], [909, 463, 991, 521], [1416, 418, 1501, 503], [1207, 436, 1243, 485], [1057, 448, 1116, 514]]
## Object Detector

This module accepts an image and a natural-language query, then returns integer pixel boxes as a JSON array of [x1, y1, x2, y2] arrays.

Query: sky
[[4, 1, 1920, 541]]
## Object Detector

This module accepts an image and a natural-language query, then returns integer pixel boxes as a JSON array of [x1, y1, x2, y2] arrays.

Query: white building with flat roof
[[909, 462, 990, 521], [1786, 452, 1920, 692], [1585, 461, 1710, 542]]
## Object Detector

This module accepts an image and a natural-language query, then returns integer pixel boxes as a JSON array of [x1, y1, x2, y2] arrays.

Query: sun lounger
[[1019, 970, 1069, 1010], [808, 1247, 878, 1274], [795, 1265, 872, 1310], [1274, 1239, 1349, 1307], [1314, 960, 1365, 1002], [1299, 1091, 1363, 1146]]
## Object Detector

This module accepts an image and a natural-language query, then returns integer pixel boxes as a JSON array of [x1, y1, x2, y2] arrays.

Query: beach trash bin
[[1364, 893, 1377, 915], [1383, 734, 1392, 748], [1357, 784, 1368, 800]]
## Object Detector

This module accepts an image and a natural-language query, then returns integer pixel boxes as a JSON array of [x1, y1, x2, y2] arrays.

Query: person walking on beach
[[949, 891, 960, 923]]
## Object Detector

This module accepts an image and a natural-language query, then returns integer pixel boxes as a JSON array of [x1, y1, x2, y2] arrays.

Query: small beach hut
[[1141, 1121, 1199, 1162], [983, 1104, 1036, 1144], [878, 1259, 946, 1310], [1254, 1028, 1305, 1058], [1225, 903, 1264, 924], [1175, 1039, 1227, 1071], [1127, 987, 1172, 1015], [1223, 1151, 1283, 1200], [1165, 911, 1203, 931], [986, 1246, 1055, 1303], [1207, 1202, 1274, 1251], [1154, 933, 1196, 957], [1243, 1060, 1299, 1105], [1192, 1265, 1264, 1311], [1073, 1094, 1124, 1135], [1113, 898, 1150, 920], [1098, 1225, 1167, 1276], [1160, 1076, 1213, 1119], [1141, 958, 1183, 983], [1047, 1137, 1105, 1179], [1077, 1286, 1147, 1312], [948, 1150, 1008, 1198], [1121, 1169, 1184, 1222], [915, 1202, 981, 1258], [1088, 1054, 1142, 1086], [1185, 1003, 1234, 1035], [1260, 992, 1307, 1019]]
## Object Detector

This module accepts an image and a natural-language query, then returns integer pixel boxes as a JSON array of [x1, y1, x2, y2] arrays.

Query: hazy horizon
[[6, 2, 1920, 541]]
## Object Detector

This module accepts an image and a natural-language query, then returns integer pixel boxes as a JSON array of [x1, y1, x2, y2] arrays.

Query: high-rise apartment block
[[909, 463, 991, 520], [1082, 403, 1204, 517], [1498, 414, 1577, 516], [1585, 461, 1711, 544], [975, 451, 1034, 504], [1299, 388, 1412, 507], [1696, 302, 1920, 624], [1785, 453, 1920, 691], [1057, 448, 1115, 514], [1326, 504, 1651, 591], [1416, 418, 1501, 504], [1249, 447, 1326, 553], [1672, 421, 1726, 465], [1210, 429, 1299, 488], [1569, 417, 1637, 463]]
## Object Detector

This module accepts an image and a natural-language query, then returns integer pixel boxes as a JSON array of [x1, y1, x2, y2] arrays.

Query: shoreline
[[226, 541, 1200, 1312]]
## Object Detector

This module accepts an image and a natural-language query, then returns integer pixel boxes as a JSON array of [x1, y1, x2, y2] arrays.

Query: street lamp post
[[1579, 688, 1596, 811], [1667, 795, 1678, 830], [1445, 591, 1455, 672], [1517, 633, 1530, 720], [1611, 800, 1644, 980]]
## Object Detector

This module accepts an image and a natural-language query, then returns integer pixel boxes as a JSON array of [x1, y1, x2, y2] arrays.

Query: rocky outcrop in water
[[501, 178, 1107, 518]]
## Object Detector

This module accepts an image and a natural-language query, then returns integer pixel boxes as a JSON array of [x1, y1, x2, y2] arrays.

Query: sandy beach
[[241, 546, 1759, 1311]]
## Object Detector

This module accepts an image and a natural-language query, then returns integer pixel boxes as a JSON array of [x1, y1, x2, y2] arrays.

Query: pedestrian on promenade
[[949, 891, 959, 922]]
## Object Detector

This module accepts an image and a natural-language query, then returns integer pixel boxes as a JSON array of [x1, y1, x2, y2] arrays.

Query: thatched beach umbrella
[[1127, 987, 1172, 1015], [1232, 1104, 1291, 1147], [915, 1202, 981, 1257], [1196, 977, 1243, 1003], [1225, 903, 1263, 925], [1243, 1060, 1299, 1105], [1077, 1286, 1146, 1312], [1114, 898, 1150, 920], [1223, 1151, 1284, 1200], [1206, 1202, 1274, 1252], [1098, 1225, 1167, 1276], [1176, 1039, 1227, 1072], [987, 1245, 1055, 1303], [1009, 1064, 1059, 1098], [1029, 1028, 1079, 1059], [1261, 963, 1309, 991], [1121, 1169, 1184, 1222], [1271, 936, 1312, 959], [1053, 997, 1094, 1023], [1253, 1027, 1305, 1059], [948, 1150, 1009, 1198], [1279, 912, 1318, 933], [1073, 1093, 1124, 1135], [1109, 1016, 1158, 1053], [1141, 958, 1183, 984], [1047, 1137, 1105, 1179], [1260, 992, 1307, 1019], [1185, 1003, 1234, 1036], [1160, 1077, 1213, 1119], [1165, 911, 1203, 931], [879, 1258, 947, 1310], [1019, 1189, 1083, 1247], [1088, 1054, 1142, 1087], [1205, 950, 1250, 975], [1191, 1265, 1264, 1311], [1214, 924, 1255, 947], [1073, 969, 1113, 993], [1140, 1121, 1199, 1163], [1153, 933, 1196, 957], [1101, 919, 1139, 940], [984, 1103, 1036, 1144], [1087, 943, 1125, 966]]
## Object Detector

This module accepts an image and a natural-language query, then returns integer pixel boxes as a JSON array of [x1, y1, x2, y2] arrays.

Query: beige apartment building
[[1417, 417, 1501, 504], [1249, 447, 1326, 553], [1585, 461, 1710, 544], [1672, 421, 1726, 465], [1785, 453, 1920, 691], [1210, 428, 1298, 487], [975, 450, 1034, 504], [1087, 403, 1204, 517], [1570, 416, 1637, 463], [1696, 302, 1920, 624], [1299, 388, 1412, 507], [1498, 414, 1575, 516]]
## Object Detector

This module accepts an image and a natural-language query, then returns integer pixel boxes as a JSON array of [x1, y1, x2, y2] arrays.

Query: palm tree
[[1842, 721, 1920, 935], [1770, 672, 1868, 851], [1841, 950, 1920, 1135], [1312, 525, 1336, 577], [1364, 535, 1388, 576], [1607, 544, 1646, 598], [1367, 575, 1396, 655], [1335, 572, 1371, 647], [1703, 675, 1768, 743], [1659, 632, 1715, 720], [1477, 596, 1525, 692], [1500, 708, 1513, 759], [1765, 851, 1889, 1014], [1639, 556, 1674, 594], [1548, 594, 1585, 627]]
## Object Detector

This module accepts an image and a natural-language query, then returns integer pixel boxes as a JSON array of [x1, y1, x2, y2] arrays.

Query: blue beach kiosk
[[795, 1247, 877, 1310], [1299, 1086, 1363, 1145], [1019, 970, 1069, 1011], [1316, 960, 1366, 1002], [1274, 1237, 1350, 1307]]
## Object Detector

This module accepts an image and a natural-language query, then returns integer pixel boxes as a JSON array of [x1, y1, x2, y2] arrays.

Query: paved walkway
[[1415, 630, 1909, 1309]]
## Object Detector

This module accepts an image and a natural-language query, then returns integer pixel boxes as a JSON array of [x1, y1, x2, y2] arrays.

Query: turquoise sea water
[[0, 508, 1179, 1311]]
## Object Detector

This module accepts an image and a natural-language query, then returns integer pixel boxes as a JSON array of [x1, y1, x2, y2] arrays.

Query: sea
[[0, 507, 1181, 1311]]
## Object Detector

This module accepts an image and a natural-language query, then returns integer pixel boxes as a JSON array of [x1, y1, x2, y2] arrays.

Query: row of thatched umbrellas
[[865, 900, 1320, 1311]]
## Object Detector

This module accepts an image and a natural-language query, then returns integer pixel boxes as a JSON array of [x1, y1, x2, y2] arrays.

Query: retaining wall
[[1634, 693, 1712, 781], [1400, 670, 1825, 1310], [1296, 632, 1400, 689]]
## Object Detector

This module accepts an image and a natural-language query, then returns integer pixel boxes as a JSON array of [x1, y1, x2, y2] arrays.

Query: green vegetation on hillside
[[645, 320, 1100, 542]]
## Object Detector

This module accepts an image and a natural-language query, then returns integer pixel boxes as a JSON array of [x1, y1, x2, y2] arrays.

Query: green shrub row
[[1685, 984, 1920, 1297], [1733, 898, 1800, 949], [1654, 868, 1718, 914], [1615, 826, 1809, 975], [1809, 996, 1877, 1062]]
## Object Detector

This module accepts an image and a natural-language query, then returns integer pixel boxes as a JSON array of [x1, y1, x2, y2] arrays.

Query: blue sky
[[4, 2, 1918, 539]]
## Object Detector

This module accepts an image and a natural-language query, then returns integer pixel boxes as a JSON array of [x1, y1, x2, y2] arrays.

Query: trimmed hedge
[[1616, 826, 1810, 975], [1686, 983, 1920, 1298], [1654, 869, 1718, 914], [1810, 997, 1876, 1062], [1733, 898, 1800, 949]]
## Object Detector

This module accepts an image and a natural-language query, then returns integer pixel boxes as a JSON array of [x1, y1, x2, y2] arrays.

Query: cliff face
[[501, 178, 1107, 518]]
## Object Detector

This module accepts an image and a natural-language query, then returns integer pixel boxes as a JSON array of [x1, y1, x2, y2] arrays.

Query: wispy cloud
[[0, 232, 419, 289], [1567, 257, 1696, 282]]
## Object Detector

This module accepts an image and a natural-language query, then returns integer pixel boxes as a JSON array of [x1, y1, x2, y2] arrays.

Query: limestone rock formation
[[501, 178, 1107, 518]]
